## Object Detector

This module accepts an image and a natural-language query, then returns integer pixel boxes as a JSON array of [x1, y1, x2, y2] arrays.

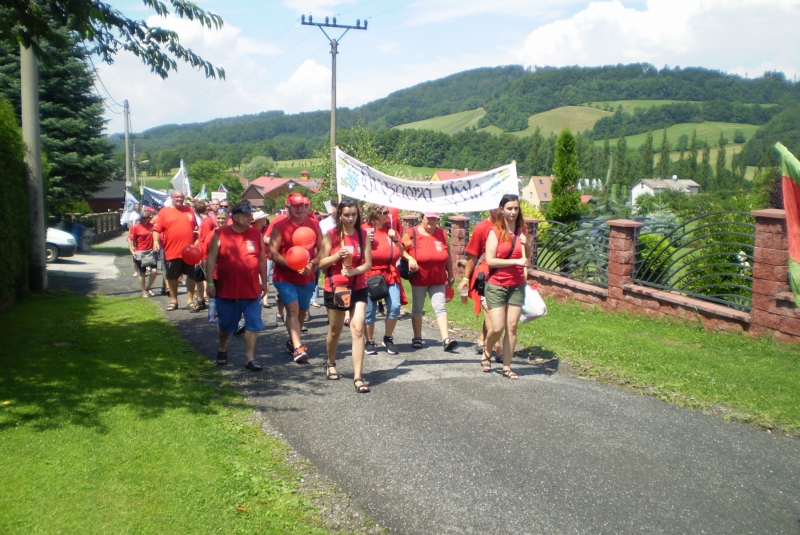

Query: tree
[[240, 155, 274, 180], [642, 131, 654, 178], [614, 132, 628, 187], [547, 128, 581, 223], [658, 128, 671, 178], [698, 145, 712, 190], [688, 130, 699, 180], [0, 28, 117, 212], [715, 132, 728, 189]]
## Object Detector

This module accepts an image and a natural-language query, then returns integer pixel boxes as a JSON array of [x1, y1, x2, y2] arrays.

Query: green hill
[[394, 108, 486, 134], [595, 122, 760, 149]]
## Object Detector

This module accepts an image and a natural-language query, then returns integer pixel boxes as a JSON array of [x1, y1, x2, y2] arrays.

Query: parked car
[[46, 227, 77, 263]]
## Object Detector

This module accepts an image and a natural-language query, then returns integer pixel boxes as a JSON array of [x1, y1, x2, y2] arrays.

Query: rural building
[[520, 175, 554, 207], [242, 170, 324, 210], [630, 178, 700, 205], [86, 180, 126, 212], [429, 168, 484, 181]]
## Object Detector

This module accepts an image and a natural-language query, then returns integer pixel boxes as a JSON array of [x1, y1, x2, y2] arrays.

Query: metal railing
[[533, 218, 610, 287], [633, 212, 755, 311]]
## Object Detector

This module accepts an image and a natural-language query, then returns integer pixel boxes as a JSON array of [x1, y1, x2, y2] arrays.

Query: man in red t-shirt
[[206, 203, 268, 371], [269, 193, 323, 362], [153, 189, 198, 311]]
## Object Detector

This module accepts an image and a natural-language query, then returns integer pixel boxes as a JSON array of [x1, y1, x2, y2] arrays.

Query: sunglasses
[[381, 211, 390, 215]]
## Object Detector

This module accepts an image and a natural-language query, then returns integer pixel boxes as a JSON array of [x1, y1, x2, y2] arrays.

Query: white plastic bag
[[520, 284, 547, 324]]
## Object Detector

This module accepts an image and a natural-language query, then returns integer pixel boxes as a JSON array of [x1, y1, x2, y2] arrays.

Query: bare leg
[[185, 279, 196, 306], [195, 280, 205, 302], [326, 309, 345, 363], [484, 305, 507, 362], [138, 273, 147, 296], [384, 318, 398, 337], [350, 302, 367, 380], [435, 314, 450, 341], [244, 330, 258, 363], [218, 330, 230, 352], [167, 278, 180, 305], [502, 305, 523, 370], [284, 301, 302, 349], [365, 322, 375, 342], [146, 271, 157, 291]]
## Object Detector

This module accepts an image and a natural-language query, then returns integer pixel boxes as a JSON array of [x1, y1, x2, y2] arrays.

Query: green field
[[510, 105, 613, 137], [602, 121, 760, 150], [394, 108, 486, 134], [586, 100, 699, 113]]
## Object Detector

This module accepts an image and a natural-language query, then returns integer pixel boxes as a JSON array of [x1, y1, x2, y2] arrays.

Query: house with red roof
[[242, 170, 324, 209], [429, 168, 485, 181]]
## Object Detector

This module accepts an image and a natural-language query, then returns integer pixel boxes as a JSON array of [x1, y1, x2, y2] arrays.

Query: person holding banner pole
[[401, 212, 458, 352], [482, 194, 530, 380]]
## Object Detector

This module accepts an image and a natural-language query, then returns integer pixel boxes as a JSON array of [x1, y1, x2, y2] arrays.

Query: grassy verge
[[91, 246, 130, 255], [0, 293, 331, 534], [421, 282, 800, 433]]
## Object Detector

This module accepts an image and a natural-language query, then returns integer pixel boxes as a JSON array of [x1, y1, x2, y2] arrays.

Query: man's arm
[[205, 234, 220, 298], [152, 230, 161, 252]]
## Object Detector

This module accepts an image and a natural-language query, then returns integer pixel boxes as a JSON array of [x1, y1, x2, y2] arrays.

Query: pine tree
[[642, 131, 654, 178], [601, 134, 610, 180], [527, 127, 543, 175], [715, 132, 727, 190], [698, 145, 712, 190], [547, 128, 581, 223], [688, 130, 699, 180], [658, 128, 671, 179], [0, 27, 117, 211], [615, 133, 628, 188]]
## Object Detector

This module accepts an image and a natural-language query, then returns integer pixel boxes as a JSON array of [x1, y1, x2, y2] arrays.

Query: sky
[[95, 0, 800, 135]]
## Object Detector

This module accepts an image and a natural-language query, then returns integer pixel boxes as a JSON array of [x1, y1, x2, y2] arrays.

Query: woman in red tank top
[[318, 200, 373, 393], [482, 194, 530, 380]]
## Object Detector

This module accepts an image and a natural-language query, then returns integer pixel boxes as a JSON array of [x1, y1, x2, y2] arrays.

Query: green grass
[[394, 108, 487, 135], [510, 106, 612, 137], [0, 294, 330, 534], [91, 246, 130, 255], [586, 99, 699, 113], [434, 288, 800, 433], [139, 177, 171, 190], [604, 121, 760, 150]]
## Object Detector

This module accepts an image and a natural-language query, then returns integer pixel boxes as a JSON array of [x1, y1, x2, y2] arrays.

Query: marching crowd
[[126, 189, 533, 393]]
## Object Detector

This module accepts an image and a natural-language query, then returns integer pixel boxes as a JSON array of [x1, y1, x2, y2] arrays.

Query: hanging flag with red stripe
[[218, 183, 227, 193], [776, 142, 800, 305]]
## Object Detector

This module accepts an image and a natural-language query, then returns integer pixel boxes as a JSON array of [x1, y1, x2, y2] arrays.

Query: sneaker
[[286, 340, 294, 355], [292, 346, 308, 363], [365, 340, 378, 355], [382, 336, 399, 355]]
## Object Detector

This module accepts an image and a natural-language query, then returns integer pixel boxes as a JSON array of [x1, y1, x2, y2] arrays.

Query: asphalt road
[[54, 250, 800, 535]]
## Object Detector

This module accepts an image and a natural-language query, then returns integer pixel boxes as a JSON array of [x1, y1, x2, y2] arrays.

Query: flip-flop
[[443, 338, 458, 352], [146, 289, 155, 297], [216, 351, 228, 366], [245, 360, 263, 371]]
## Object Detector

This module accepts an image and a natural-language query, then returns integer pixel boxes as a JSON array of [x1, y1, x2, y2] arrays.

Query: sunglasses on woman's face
[[381, 211, 390, 215]]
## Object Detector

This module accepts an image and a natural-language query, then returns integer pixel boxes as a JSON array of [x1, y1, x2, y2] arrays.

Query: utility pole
[[20, 43, 47, 290], [124, 99, 131, 186], [132, 143, 138, 187], [301, 14, 367, 176]]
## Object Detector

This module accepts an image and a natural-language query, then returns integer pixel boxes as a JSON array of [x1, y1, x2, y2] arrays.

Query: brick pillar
[[606, 220, 643, 304], [749, 209, 798, 339], [401, 214, 419, 234], [448, 215, 470, 278], [524, 217, 540, 266]]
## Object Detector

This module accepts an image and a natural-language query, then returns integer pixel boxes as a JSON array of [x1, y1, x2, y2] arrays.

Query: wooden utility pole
[[20, 43, 46, 290], [124, 99, 131, 185]]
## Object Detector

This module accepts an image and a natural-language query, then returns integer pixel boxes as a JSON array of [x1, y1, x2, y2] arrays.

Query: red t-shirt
[[272, 216, 321, 285], [214, 226, 263, 300], [323, 229, 368, 292], [363, 222, 401, 285], [265, 213, 287, 241], [153, 205, 197, 261], [404, 226, 449, 287], [128, 222, 154, 251], [487, 229, 525, 287], [465, 218, 494, 280], [199, 214, 217, 243], [200, 226, 217, 261]]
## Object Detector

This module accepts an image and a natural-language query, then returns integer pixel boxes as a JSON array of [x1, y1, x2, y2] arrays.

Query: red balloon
[[285, 245, 310, 271], [292, 226, 317, 251], [445, 285, 455, 303], [181, 244, 202, 265]]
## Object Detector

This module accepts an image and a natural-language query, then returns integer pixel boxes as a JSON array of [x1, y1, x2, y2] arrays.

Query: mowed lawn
[[436, 290, 800, 433], [0, 294, 329, 534]]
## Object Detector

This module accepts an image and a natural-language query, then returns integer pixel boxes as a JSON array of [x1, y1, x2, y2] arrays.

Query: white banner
[[170, 159, 192, 197], [335, 148, 518, 213]]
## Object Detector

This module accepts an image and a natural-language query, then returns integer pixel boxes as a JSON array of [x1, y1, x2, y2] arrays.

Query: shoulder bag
[[329, 229, 364, 310], [473, 233, 517, 296], [398, 228, 417, 281], [366, 234, 391, 301]]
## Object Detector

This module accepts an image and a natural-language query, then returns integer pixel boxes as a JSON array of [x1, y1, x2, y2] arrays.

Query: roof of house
[[231, 172, 249, 190], [88, 180, 126, 200], [430, 169, 485, 181], [529, 175, 554, 201], [635, 178, 700, 192], [248, 176, 324, 196]]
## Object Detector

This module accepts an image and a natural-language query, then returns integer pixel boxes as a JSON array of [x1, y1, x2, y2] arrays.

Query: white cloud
[[517, 0, 800, 79], [407, 0, 586, 25], [275, 59, 332, 112], [281, 0, 355, 17]]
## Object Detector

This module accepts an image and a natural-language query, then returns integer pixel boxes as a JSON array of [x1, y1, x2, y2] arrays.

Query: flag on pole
[[120, 190, 140, 226], [170, 159, 192, 197], [197, 184, 208, 201], [776, 142, 800, 305], [218, 183, 227, 193]]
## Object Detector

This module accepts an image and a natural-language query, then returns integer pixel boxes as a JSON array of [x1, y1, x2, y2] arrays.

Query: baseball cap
[[286, 192, 306, 206], [424, 212, 440, 218], [303, 196, 311, 205], [252, 210, 267, 221], [231, 203, 255, 216]]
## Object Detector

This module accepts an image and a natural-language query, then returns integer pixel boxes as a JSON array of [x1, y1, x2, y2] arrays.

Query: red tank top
[[323, 229, 368, 292], [272, 216, 320, 285], [487, 230, 525, 287]]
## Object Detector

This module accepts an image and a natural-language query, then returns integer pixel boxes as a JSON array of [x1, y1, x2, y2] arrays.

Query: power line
[[86, 53, 124, 110]]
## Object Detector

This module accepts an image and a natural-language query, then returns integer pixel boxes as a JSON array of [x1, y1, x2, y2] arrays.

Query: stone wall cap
[[448, 215, 471, 222], [606, 219, 644, 228], [750, 208, 786, 219]]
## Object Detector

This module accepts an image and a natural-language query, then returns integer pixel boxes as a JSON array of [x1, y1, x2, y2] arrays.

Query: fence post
[[448, 216, 470, 279], [749, 209, 800, 339], [524, 218, 540, 265], [401, 214, 419, 234], [605, 219, 643, 305]]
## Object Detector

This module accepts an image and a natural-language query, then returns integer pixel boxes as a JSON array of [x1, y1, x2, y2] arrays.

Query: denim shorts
[[274, 279, 316, 310], [216, 297, 264, 333], [365, 282, 401, 324]]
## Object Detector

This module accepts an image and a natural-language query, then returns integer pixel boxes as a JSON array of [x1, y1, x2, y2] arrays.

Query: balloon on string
[[292, 226, 317, 251], [181, 244, 202, 265], [445, 285, 455, 303], [285, 245, 310, 270]]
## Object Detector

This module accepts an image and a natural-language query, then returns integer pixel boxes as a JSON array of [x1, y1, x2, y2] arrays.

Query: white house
[[520, 176, 554, 207], [630, 177, 700, 205]]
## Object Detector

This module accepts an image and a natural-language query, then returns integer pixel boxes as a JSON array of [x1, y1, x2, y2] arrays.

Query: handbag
[[520, 283, 547, 324], [328, 229, 364, 310], [139, 249, 157, 268], [366, 236, 392, 300], [473, 233, 517, 296], [398, 228, 417, 281]]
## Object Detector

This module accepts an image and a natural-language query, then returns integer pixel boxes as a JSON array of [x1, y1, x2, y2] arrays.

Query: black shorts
[[165, 258, 196, 281], [194, 264, 206, 282], [324, 287, 369, 312]]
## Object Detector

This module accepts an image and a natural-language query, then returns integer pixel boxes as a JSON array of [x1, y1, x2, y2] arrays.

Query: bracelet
[[462, 277, 469, 281], [207, 282, 214, 286]]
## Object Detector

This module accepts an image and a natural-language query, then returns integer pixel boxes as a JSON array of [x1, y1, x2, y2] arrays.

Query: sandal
[[353, 378, 370, 393], [147, 289, 155, 297], [187, 301, 200, 313], [245, 360, 263, 371], [443, 338, 458, 352], [412, 337, 423, 348], [166, 302, 178, 311], [494, 352, 504, 363], [343, 318, 351, 327], [216, 351, 228, 366], [502, 369, 519, 380], [142, 292, 149, 298], [480, 353, 492, 373], [475, 344, 484, 355], [324, 362, 340, 380]]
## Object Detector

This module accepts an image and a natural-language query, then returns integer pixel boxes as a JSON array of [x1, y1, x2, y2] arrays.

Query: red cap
[[286, 193, 306, 206], [303, 196, 310, 205]]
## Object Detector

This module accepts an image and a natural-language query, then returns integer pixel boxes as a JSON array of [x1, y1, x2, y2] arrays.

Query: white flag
[[170, 160, 192, 196]]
